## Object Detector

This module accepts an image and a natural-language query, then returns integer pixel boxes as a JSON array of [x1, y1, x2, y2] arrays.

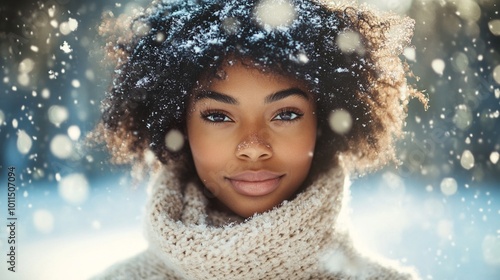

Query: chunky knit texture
[[92, 166, 420, 279]]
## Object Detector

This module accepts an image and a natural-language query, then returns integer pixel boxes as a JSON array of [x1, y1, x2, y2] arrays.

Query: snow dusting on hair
[[94, 0, 426, 176]]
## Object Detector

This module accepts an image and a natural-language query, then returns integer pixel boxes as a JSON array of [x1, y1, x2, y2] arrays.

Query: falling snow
[[48, 105, 69, 127], [60, 41, 73, 54], [489, 19, 500, 36], [460, 149, 475, 170], [33, 209, 55, 234], [329, 109, 353, 135], [490, 152, 500, 164], [165, 129, 185, 152], [59, 17, 79, 35], [50, 134, 74, 159], [431, 59, 445, 75], [58, 173, 90, 205], [337, 31, 364, 55], [0, 0, 499, 279], [254, 0, 296, 31], [67, 125, 81, 141], [17, 129, 33, 155], [440, 177, 458, 196]]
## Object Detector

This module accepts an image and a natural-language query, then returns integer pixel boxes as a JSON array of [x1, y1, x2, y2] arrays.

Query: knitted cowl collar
[[144, 165, 346, 279]]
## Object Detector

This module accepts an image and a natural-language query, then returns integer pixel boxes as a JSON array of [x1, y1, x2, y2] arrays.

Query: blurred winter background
[[0, 0, 499, 279]]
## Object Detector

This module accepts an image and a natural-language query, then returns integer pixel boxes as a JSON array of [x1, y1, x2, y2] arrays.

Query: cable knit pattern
[[92, 166, 420, 279]]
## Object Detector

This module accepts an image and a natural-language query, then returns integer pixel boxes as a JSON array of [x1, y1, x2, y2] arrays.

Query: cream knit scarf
[[92, 165, 419, 279], [133, 165, 418, 280]]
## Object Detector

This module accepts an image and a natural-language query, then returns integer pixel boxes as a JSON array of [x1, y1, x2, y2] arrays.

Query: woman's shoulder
[[89, 249, 182, 280]]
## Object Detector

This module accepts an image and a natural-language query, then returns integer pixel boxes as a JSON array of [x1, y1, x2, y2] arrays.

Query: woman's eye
[[203, 112, 232, 122], [273, 110, 303, 121]]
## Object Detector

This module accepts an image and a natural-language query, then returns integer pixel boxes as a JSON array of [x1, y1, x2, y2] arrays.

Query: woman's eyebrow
[[193, 87, 309, 105], [264, 88, 309, 103], [194, 91, 239, 105]]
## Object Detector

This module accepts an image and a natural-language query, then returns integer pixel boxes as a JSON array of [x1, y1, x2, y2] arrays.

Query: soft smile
[[226, 171, 284, 197]]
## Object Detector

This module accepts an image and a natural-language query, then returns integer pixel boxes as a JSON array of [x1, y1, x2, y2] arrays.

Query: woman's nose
[[235, 133, 273, 161]]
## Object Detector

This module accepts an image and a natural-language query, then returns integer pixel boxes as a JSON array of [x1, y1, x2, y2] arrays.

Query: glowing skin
[[186, 62, 317, 218]]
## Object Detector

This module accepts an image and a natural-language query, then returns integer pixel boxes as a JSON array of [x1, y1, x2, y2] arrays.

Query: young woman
[[92, 0, 425, 278]]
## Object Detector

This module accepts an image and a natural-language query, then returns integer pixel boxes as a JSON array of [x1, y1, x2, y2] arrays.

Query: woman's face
[[186, 62, 317, 218]]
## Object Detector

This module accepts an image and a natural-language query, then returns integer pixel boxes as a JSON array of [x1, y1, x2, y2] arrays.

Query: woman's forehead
[[195, 58, 310, 91]]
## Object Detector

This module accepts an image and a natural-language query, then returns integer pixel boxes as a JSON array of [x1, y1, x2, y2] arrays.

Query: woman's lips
[[227, 171, 284, 197]]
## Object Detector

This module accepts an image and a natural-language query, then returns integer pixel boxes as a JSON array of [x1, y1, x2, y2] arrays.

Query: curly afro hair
[[94, 0, 425, 179]]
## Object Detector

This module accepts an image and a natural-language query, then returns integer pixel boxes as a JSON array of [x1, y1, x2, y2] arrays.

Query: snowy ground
[[0, 175, 149, 280], [0, 172, 499, 280]]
